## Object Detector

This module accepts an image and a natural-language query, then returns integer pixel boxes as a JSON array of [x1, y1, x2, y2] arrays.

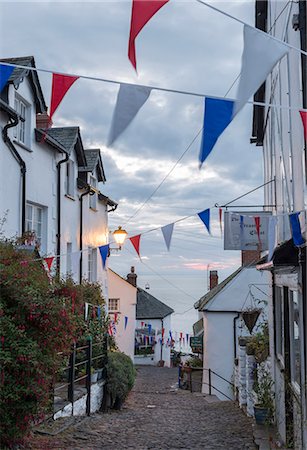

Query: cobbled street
[[31, 366, 257, 450]]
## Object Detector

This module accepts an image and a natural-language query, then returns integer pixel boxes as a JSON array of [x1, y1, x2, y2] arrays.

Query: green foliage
[[0, 239, 107, 447], [246, 322, 270, 363], [106, 351, 136, 407], [254, 366, 275, 423], [185, 356, 202, 368]]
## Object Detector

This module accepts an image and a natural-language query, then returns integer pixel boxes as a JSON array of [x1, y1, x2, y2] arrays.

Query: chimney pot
[[127, 266, 137, 287], [209, 270, 218, 290], [241, 250, 261, 267], [36, 112, 52, 130]]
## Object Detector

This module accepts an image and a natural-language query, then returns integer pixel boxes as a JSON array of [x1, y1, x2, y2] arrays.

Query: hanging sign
[[190, 336, 203, 353], [224, 211, 271, 250]]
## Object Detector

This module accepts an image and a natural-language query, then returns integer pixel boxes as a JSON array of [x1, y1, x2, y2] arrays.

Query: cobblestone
[[30, 366, 257, 450]]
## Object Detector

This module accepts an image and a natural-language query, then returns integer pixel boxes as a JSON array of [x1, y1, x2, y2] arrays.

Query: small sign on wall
[[224, 211, 271, 251], [190, 336, 203, 353]]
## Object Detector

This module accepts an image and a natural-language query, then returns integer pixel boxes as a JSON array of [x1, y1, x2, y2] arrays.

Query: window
[[289, 290, 301, 387], [14, 95, 30, 146], [65, 160, 75, 197], [88, 247, 97, 282], [89, 176, 97, 210], [66, 242, 72, 276], [275, 286, 284, 361], [25, 203, 46, 251], [108, 298, 120, 312]]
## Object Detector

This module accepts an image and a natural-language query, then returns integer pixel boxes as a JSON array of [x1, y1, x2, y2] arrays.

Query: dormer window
[[65, 160, 75, 198], [89, 175, 97, 210], [14, 94, 30, 146]]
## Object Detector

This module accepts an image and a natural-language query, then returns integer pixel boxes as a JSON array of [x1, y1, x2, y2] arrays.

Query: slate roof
[[136, 288, 174, 320], [79, 149, 106, 183], [0, 56, 47, 113], [195, 267, 242, 311], [36, 127, 87, 166], [256, 238, 302, 271]]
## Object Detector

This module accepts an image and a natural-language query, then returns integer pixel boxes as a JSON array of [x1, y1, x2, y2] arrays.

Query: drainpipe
[[79, 186, 92, 284], [233, 312, 240, 359], [2, 115, 26, 234], [56, 151, 69, 275]]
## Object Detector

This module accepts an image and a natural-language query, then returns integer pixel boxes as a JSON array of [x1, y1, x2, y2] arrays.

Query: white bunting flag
[[233, 25, 289, 116], [108, 84, 151, 146], [161, 223, 174, 251]]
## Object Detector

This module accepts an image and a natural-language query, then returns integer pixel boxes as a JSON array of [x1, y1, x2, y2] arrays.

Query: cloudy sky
[[0, 0, 266, 339]]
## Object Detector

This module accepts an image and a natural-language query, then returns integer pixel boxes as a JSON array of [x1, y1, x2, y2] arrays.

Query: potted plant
[[246, 322, 270, 364], [106, 351, 136, 410], [253, 366, 275, 425]]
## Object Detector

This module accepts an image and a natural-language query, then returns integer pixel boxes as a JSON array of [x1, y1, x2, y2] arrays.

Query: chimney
[[36, 112, 52, 130], [209, 270, 218, 290], [127, 266, 137, 287], [241, 250, 261, 267]]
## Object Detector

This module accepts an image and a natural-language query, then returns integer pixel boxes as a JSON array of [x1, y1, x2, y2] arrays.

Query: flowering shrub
[[0, 240, 106, 447]]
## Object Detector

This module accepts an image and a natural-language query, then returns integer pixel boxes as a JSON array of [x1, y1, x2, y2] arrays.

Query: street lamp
[[112, 226, 128, 250]]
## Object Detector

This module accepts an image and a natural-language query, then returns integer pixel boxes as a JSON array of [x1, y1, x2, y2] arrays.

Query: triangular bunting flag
[[161, 223, 174, 251], [219, 208, 223, 236], [289, 212, 304, 247], [0, 64, 14, 92], [97, 307, 101, 319], [233, 25, 289, 116], [129, 234, 141, 258], [148, 324, 152, 334], [199, 97, 234, 167], [198, 209, 210, 234], [254, 217, 261, 243], [85, 303, 89, 321], [299, 111, 307, 140], [186, 333, 189, 343], [268, 216, 278, 261], [128, 0, 169, 71], [124, 316, 128, 330], [44, 256, 54, 271], [99, 244, 109, 269], [49, 73, 79, 120], [108, 84, 151, 146]]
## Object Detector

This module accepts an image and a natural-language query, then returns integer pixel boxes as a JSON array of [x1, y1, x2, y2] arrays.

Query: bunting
[[85, 302, 89, 321], [198, 209, 210, 234], [300, 110, 307, 140], [44, 256, 54, 271], [254, 217, 261, 243], [49, 73, 79, 120], [233, 25, 289, 116], [148, 323, 152, 334], [161, 223, 174, 251], [124, 316, 128, 329], [108, 84, 151, 146], [128, 0, 169, 71], [99, 244, 109, 269], [289, 212, 304, 247], [0, 64, 14, 92], [129, 234, 141, 258], [199, 97, 234, 167], [97, 307, 101, 319]]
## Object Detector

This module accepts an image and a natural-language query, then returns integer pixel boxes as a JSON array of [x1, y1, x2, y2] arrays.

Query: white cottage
[[195, 253, 270, 401]]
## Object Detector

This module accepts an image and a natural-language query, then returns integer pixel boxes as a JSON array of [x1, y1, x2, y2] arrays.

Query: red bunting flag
[[180, 332, 183, 340], [141, 321, 144, 327], [254, 217, 261, 243], [128, 0, 169, 71], [129, 234, 141, 257], [300, 110, 307, 140], [114, 313, 118, 323], [162, 328, 165, 338], [44, 256, 54, 271], [49, 73, 79, 119]]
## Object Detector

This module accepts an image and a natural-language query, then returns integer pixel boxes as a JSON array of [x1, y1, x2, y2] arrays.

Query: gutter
[[1, 107, 26, 234], [56, 151, 69, 275]]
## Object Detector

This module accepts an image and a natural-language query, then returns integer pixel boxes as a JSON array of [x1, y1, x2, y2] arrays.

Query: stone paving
[[30, 366, 257, 450]]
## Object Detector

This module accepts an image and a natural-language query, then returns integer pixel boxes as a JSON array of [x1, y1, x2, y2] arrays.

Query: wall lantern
[[112, 226, 128, 249]]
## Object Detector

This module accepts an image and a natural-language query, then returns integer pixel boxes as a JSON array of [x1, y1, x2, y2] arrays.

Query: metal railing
[[54, 338, 106, 416], [178, 366, 235, 401]]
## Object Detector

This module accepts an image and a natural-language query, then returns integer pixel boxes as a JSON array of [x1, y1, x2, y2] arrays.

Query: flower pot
[[254, 405, 270, 425], [242, 309, 261, 333], [91, 372, 98, 383]]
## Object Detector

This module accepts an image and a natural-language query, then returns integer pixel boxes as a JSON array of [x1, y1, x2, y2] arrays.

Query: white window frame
[[289, 290, 301, 390], [65, 160, 75, 198], [25, 203, 46, 252], [14, 94, 30, 146], [108, 298, 120, 312], [275, 286, 285, 364], [89, 175, 97, 210], [88, 247, 97, 282]]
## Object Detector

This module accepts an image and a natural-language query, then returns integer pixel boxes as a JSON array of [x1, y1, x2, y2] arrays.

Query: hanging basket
[[242, 309, 261, 333]]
